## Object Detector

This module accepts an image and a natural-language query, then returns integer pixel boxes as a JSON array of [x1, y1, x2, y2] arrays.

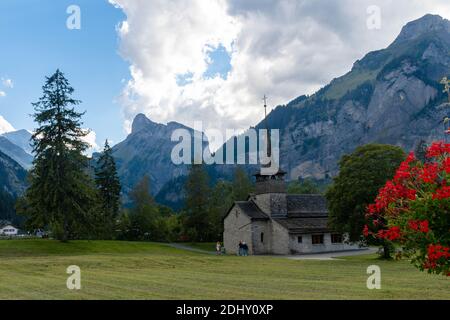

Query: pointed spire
[[263, 94, 271, 158]]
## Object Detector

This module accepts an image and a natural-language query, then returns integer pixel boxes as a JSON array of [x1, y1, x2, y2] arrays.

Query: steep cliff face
[[257, 14, 450, 181], [0, 150, 27, 196], [110, 113, 210, 196], [0, 136, 33, 169]]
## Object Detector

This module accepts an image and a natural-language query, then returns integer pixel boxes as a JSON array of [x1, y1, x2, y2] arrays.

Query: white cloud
[[0, 91, 5, 97], [1, 78, 13, 88], [110, 0, 450, 150], [0, 115, 15, 134], [81, 129, 100, 156]]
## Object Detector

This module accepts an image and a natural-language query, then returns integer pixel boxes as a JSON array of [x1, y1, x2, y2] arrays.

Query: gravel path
[[166, 243, 215, 254]]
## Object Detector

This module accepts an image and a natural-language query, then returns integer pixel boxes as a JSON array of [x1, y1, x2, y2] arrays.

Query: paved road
[[285, 248, 378, 260]]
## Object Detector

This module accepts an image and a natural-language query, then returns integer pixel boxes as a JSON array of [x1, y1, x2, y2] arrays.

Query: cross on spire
[[262, 94, 271, 159]]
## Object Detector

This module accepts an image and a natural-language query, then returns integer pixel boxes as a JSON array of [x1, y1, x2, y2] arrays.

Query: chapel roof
[[234, 201, 269, 220], [286, 194, 328, 217], [273, 217, 330, 234]]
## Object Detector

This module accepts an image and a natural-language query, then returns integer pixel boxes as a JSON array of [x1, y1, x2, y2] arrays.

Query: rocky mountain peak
[[394, 14, 450, 44], [131, 113, 158, 134]]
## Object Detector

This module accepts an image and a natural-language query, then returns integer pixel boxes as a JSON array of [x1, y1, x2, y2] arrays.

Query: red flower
[[442, 157, 450, 174], [408, 220, 429, 233], [428, 244, 450, 265], [363, 225, 369, 237], [426, 141, 450, 158], [432, 186, 450, 200], [420, 163, 439, 183], [394, 152, 415, 182], [378, 226, 401, 241]]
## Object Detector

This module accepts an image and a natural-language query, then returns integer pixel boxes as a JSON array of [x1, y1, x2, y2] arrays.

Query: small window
[[312, 234, 324, 245], [331, 234, 343, 243], [297, 236, 302, 243], [260, 232, 264, 243]]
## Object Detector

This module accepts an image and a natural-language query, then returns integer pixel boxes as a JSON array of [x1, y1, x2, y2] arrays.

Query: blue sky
[[0, 0, 129, 146], [0, 0, 233, 148]]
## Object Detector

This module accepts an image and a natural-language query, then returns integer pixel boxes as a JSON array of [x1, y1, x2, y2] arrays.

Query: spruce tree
[[95, 140, 121, 238], [23, 70, 95, 241]]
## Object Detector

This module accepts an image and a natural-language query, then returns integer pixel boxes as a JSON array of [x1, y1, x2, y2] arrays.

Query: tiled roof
[[235, 201, 269, 220], [273, 217, 330, 234], [287, 194, 328, 217]]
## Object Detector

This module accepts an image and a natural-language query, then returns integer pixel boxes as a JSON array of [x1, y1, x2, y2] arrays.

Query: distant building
[[223, 98, 360, 255], [223, 169, 360, 255], [0, 221, 19, 236]]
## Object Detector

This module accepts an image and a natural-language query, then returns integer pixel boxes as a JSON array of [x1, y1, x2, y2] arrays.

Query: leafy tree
[[325, 144, 406, 258], [183, 164, 211, 241], [287, 178, 320, 194], [19, 70, 96, 241], [95, 140, 121, 238], [232, 167, 253, 201], [127, 176, 159, 240]]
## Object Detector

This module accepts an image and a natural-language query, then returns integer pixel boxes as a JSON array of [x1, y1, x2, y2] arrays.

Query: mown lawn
[[0, 239, 448, 300]]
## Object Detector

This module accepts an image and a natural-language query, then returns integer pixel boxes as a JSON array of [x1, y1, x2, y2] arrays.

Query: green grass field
[[0, 239, 448, 300]]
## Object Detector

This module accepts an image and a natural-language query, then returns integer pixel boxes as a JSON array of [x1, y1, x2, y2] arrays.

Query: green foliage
[[232, 167, 253, 201], [287, 179, 320, 194], [94, 140, 121, 239], [0, 190, 17, 223], [117, 176, 181, 242], [208, 180, 233, 240], [181, 166, 254, 242], [325, 144, 406, 250], [18, 70, 97, 241], [182, 164, 212, 242]]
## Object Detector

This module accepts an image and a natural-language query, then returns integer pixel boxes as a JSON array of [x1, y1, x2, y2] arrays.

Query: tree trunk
[[382, 242, 391, 259]]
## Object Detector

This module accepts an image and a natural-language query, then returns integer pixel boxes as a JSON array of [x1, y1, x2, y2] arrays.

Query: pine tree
[[22, 70, 96, 241], [95, 140, 121, 238], [183, 164, 211, 241]]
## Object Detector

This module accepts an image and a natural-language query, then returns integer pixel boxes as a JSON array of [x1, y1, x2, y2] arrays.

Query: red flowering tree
[[364, 142, 450, 276]]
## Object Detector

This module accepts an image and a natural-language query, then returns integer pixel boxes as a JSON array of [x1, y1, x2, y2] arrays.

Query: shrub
[[364, 142, 450, 276]]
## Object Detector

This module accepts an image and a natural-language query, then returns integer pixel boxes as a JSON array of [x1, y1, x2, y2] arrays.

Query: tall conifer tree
[[23, 70, 95, 241], [95, 140, 121, 238]]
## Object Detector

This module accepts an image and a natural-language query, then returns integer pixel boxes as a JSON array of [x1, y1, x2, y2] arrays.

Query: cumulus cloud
[[0, 91, 5, 97], [1, 78, 13, 88], [0, 115, 15, 134], [81, 129, 100, 156], [110, 0, 450, 150]]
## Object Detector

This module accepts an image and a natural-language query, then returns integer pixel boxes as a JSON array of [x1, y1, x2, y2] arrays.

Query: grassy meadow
[[0, 239, 448, 300]]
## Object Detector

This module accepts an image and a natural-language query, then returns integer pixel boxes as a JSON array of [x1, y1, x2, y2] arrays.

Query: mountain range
[[0, 14, 449, 212]]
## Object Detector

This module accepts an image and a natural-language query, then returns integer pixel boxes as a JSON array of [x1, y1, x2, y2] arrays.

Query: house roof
[[273, 217, 330, 234], [234, 201, 269, 220], [0, 221, 16, 229], [286, 194, 328, 217]]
